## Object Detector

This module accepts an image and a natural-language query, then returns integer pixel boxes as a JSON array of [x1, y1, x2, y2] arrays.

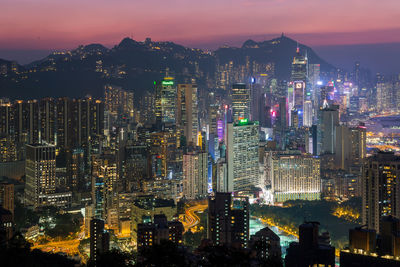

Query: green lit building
[[227, 119, 259, 192], [155, 77, 177, 125]]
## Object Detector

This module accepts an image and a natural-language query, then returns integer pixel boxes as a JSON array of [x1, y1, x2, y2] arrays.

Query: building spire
[[296, 42, 300, 54]]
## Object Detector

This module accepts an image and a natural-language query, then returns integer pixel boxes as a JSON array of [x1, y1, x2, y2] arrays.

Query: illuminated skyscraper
[[290, 47, 308, 127], [376, 80, 393, 113], [231, 83, 250, 122], [362, 152, 400, 233], [91, 153, 117, 219], [56, 97, 69, 149], [0, 101, 13, 136], [67, 148, 85, 191], [155, 77, 177, 125], [13, 100, 39, 145], [177, 84, 199, 145], [25, 144, 56, 207], [215, 158, 230, 192], [317, 106, 339, 155], [183, 151, 208, 199], [104, 84, 134, 117], [140, 91, 155, 125], [226, 119, 259, 191], [268, 151, 321, 202], [335, 124, 367, 172], [303, 100, 313, 127], [55, 97, 104, 151], [277, 97, 287, 129], [39, 98, 56, 144]]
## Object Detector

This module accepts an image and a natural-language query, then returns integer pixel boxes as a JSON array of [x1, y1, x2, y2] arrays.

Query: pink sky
[[1, 0, 400, 49]]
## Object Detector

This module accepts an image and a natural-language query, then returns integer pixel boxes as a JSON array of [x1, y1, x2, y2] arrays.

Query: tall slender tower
[[290, 46, 307, 127], [231, 83, 250, 122], [177, 84, 199, 145]]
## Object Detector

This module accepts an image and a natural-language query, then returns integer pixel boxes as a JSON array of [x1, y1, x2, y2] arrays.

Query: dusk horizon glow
[[2, 0, 400, 50]]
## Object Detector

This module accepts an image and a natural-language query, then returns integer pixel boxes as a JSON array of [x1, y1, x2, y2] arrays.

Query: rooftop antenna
[[296, 42, 300, 54]]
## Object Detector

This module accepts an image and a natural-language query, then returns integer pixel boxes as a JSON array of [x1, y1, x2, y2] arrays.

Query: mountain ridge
[[0, 35, 335, 100]]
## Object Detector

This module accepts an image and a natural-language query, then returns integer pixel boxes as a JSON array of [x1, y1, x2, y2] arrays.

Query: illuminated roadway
[[32, 239, 80, 255], [31, 226, 87, 262], [180, 203, 208, 232]]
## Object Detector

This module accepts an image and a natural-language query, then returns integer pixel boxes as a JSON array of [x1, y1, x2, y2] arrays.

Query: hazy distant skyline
[[2, 0, 400, 74], [2, 0, 400, 50]]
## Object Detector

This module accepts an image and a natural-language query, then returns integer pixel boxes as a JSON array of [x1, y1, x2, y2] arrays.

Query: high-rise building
[[183, 151, 208, 199], [90, 218, 110, 263], [55, 97, 104, 151], [258, 93, 271, 128], [277, 97, 287, 129], [340, 217, 400, 266], [208, 192, 249, 248], [268, 151, 321, 202], [226, 119, 259, 191], [335, 124, 366, 172], [0, 183, 14, 219], [67, 148, 85, 191], [291, 47, 308, 82], [140, 91, 155, 125], [0, 135, 17, 162], [25, 144, 56, 207], [376, 80, 393, 113], [0, 101, 13, 136], [131, 196, 177, 242], [0, 207, 13, 244], [69, 98, 104, 150], [362, 152, 400, 233], [122, 144, 149, 192], [91, 153, 117, 220], [56, 97, 69, 149], [13, 100, 39, 145], [231, 83, 250, 122], [250, 83, 263, 122], [215, 158, 230, 193], [317, 106, 339, 155], [155, 77, 177, 125], [285, 222, 335, 267], [290, 47, 308, 127], [177, 84, 199, 145], [39, 98, 56, 144], [104, 84, 134, 117], [303, 100, 313, 127]]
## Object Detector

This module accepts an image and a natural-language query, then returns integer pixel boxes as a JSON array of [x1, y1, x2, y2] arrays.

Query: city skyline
[[2, 1, 400, 266]]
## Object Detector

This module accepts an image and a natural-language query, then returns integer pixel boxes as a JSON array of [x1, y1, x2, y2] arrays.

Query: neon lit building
[[155, 77, 177, 124]]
